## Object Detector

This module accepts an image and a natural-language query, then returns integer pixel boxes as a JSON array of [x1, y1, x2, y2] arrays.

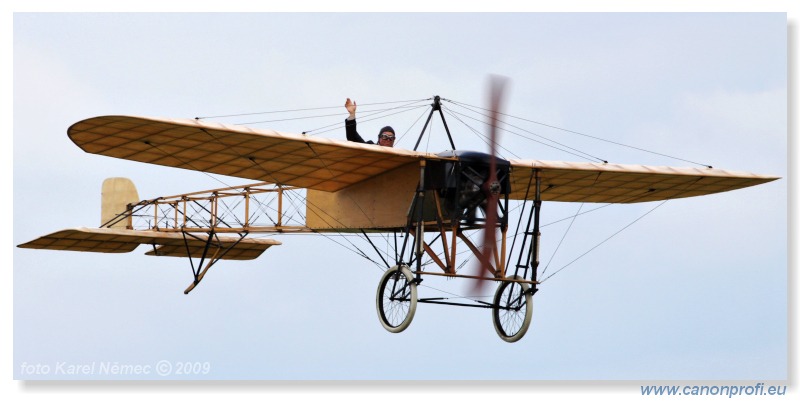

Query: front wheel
[[492, 275, 533, 342], [376, 265, 417, 333]]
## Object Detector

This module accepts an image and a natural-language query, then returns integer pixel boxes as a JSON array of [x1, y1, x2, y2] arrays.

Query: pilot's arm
[[344, 98, 372, 144]]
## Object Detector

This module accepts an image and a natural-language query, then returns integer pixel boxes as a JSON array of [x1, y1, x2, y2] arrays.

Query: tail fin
[[101, 177, 139, 228]]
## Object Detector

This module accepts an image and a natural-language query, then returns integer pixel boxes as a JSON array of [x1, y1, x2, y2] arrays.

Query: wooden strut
[[134, 182, 301, 234], [529, 169, 543, 285], [405, 159, 512, 279], [417, 270, 539, 285], [405, 222, 509, 279], [413, 160, 426, 281], [456, 232, 499, 277], [431, 191, 453, 273], [408, 229, 450, 274]]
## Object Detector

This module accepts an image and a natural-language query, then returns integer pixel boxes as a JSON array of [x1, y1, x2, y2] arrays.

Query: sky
[[5, 5, 795, 402]]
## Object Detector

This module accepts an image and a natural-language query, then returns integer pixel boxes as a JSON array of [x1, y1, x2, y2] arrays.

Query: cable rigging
[[185, 95, 701, 283], [444, 98, 713, 168]]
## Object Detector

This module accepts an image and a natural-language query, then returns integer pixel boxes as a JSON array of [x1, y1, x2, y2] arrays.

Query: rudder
[[101, 177, 139, 228]]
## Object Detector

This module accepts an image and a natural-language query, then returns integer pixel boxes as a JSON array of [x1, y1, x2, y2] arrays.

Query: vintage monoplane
[[18, 86, 778, 342]]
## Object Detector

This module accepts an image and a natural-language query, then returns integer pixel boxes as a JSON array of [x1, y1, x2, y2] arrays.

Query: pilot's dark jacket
[[344, 118, 376, 145]]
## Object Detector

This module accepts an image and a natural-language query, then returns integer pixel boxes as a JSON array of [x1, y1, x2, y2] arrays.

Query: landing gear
[[376, 265, 418, 333], [372, 91, 543, 342], [492, 275, 533, 343]]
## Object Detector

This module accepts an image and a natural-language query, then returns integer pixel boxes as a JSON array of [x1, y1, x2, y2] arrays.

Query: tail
[[100, 177, 139, 228]]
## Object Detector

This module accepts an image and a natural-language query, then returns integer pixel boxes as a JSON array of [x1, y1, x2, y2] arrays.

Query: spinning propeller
[[473, 75, 508, 291]]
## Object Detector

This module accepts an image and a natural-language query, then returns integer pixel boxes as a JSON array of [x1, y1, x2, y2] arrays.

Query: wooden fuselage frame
[[309, 158, 522, 284], [306, 162, 419, 231]]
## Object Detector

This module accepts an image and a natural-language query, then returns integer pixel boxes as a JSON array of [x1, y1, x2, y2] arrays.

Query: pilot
[[344, 98, 395, 147]]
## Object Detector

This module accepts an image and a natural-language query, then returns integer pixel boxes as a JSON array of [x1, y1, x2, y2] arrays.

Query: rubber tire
[[376, 265, 418, 333], [492, 275, 533, 343]]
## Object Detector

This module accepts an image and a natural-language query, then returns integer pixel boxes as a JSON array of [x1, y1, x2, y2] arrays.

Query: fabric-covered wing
[[508, 160, 779, 203], [68, 115, 435, 192], [17, 228, 281, 260], [67, 115, 777, 203]]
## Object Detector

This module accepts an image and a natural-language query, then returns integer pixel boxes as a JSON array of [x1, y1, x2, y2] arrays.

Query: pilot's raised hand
[[345, 98, 357, 120]]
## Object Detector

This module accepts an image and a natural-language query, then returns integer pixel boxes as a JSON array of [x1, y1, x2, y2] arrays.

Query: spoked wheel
[[492, 275, 533, 342], [376, 265, 418, 333]]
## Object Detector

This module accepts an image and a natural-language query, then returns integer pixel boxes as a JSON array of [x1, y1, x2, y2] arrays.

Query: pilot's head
[[377, 126, 395, 147]]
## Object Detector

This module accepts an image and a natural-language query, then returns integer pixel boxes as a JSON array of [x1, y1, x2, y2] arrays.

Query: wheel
[[492, 275, 533, 342], [376, 265, 417, 333]]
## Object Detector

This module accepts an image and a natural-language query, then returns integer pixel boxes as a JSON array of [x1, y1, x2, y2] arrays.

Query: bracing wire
[[396, 106, 434, 145], [444, 102, 607, 163], [445, 98, 712, 168], [299, 98, 432, 135], [442, 107, 522, 159], [195, 98, 431, 120], [540, 200, 668, 282], [540, 203, 584, 278]]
